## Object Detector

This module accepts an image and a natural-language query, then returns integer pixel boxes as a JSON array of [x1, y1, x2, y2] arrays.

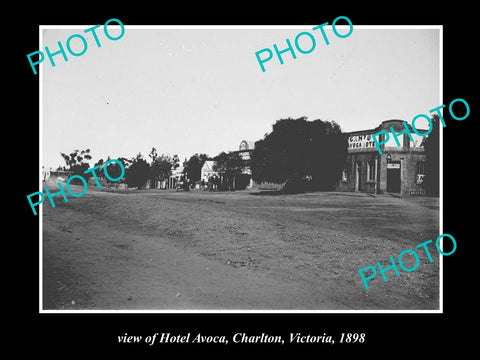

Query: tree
[[251, 117, 347, 192], [60, 149, 93, 184], [94, 158, 105, 169], [423, 114, 440, 197], [183, 153, 209, 183], [148, 147, 158, 163], [125, 153, 150, 189], [213, 151, 244, 190], [60, 149, 92, 168], [149, 148, 180, 188], [306, 119, 348, 190], [148, 147, 159, 187], [103, 157, 129, 184]]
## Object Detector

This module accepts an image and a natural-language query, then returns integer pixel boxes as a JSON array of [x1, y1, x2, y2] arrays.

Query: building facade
[[201, 160, 219, 182], [336, 120, 427, 196], [166, 166, 184, 189], [199, 140, 255, 190], [233, 140, 255, 189]]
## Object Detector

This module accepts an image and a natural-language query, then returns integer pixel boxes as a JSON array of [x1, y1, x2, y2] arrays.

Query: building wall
[[336, 120, 427, 196], [378, 150, 426, 195], [337, 152, 379, 193]]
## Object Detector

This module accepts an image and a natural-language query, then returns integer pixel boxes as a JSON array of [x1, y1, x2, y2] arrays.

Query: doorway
[[387, 162, 401, 193]]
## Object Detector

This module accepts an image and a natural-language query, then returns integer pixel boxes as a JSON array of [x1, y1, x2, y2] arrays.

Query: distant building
[[48, 169, 72, 183], [42, 166, 51, 181], [232, 140, 255, 189], [200, 160, 219, 182], [167, 166, 184, 189], [199, 140, 256, 190], [336, 120, 428, 196], [236, 140, 254, 173]]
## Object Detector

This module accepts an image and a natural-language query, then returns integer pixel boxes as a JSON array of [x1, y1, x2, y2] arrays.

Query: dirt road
[[42, 187, 439, 310]]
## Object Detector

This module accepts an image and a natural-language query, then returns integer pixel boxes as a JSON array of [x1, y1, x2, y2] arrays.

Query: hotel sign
[[387, 162, 401, 169], [348, 134, 376, 149]]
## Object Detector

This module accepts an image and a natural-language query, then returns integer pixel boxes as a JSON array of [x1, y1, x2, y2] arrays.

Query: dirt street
[[42, 186, 439, 310]]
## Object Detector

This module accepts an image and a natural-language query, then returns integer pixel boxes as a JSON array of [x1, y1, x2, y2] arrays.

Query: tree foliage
[[251, 117, 347, 191], [212, 152, 244, 176], [105, 157, 129, 183], [60, 149, 92, 169], [422, 114, 440, 197], [212, 151, 245, 190], [149, 147, 180, 186], [60, 149, 93, 183], [125, 153, 150, 189], [183, 153, 209, 183]]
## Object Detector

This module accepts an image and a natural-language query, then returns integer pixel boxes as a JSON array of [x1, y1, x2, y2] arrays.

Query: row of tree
[[58, 118, 347, 192], [59, 148, 180, 188], [57, 116, 439, 196], [58, 147, 245, 190]]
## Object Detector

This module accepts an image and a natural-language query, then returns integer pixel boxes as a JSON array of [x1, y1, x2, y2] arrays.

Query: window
[[417, 161, 425, 175], [367, 161, 375, 181]]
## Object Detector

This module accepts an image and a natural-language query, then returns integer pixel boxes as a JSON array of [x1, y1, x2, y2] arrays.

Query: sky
[[41, 25, 440, 169]]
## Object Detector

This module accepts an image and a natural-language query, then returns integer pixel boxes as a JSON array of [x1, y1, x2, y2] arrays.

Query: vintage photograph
[[39, 25, 441, 311]]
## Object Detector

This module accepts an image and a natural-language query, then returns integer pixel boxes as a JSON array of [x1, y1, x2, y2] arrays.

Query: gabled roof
[[201, 160, 216, 172]]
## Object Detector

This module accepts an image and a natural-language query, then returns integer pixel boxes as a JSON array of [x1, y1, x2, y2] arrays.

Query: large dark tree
[[251, 117, 347, 192], [423, 114, 440, 197], [60, 149, 93, 184], [212, 151, 244, 190], [103, 157, 130, 184], [125, 153, 150, 189], [306, 119, 347, 190], [183, 153, 209, 183], [149, 147, 179, 187], [60, 149, 92, 169]]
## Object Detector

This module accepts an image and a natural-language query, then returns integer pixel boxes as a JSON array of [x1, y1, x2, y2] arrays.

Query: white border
[[38, 24, 443, 314], [438, 27, 444, 313], [39, 28, 44, 312]]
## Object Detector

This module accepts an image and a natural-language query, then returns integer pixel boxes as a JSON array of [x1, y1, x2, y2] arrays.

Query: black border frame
[[15, 3, 475, 355]]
